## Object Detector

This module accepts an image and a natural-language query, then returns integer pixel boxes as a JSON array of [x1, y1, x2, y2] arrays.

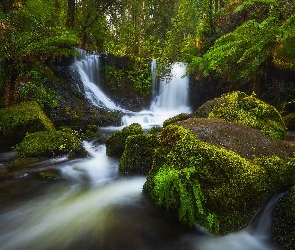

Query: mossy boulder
[[119, 134, 160, 175], [13, 128, 84, 158], [193, 91, 287, 139], [175, 118, 295, 160], [283, 113, 295, 131], [105, 123, 143, 157], [0, 101, 55, 152], [143, 124, 295, 237]]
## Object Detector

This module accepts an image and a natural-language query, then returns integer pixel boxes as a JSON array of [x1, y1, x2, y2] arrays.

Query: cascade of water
[[73, 49, 125, 111], [73, 49, 191, 129], [120, 61, 191, 128]]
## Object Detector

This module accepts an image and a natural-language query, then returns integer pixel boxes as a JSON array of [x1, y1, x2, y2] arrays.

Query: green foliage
[[105, 123, 143, 157], [13, 128, 82, 158], [119, 134, 160, 175], [207, 91, 287, 139], [144, 124, 295, 235], [189, 0, 295, 81], [18, 82, 59, 108], [127, 61, 152, 95]]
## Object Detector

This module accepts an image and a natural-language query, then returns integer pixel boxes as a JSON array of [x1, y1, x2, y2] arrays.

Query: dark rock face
[[175, 118, 295, 160]]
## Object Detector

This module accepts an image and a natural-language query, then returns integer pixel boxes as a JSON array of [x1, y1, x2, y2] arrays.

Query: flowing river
[[0, 142, 284, 250]]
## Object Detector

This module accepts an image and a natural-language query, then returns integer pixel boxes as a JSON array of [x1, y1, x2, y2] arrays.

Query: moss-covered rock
[[119, 134, 160, 175], [283, 112, 295, 131], [105, 123, 143, 157], [143, 124, 295, 237], [193, 91, 287, 139], [0, 101, 55, 152], [175, 118, 295, 160], [35, 169, 61, 181], [163, 113, 190, 127], [13, 128, 83, 158]]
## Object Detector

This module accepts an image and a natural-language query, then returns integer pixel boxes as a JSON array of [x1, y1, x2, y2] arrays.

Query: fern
[[153, 164, 208, 226]]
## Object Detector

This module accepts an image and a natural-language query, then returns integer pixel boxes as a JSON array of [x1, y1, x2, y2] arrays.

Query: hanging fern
[[153, 164, 218, 232]]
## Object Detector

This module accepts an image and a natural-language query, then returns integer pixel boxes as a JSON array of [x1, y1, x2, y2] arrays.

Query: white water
[[73, 49, 126, 111], [0, 143, 285, 250], [73, 50, 191, 129], [121, 61, 191, 128]]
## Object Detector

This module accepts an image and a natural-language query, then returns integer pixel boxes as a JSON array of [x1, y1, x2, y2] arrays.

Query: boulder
[[13, 128, 84, 158], [193, 91, 287, 139], [175, 118, 295, 160], [0, 101, 55, 152], [105, 123, 143, 157], [119, 134, 159, 175], [143, 124, 295, 237]]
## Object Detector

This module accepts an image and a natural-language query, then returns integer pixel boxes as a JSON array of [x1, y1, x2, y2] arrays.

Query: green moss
[[144, 124, 295, 236], [0, 101, 55, 135], [13, 128, 83, 158], [119, 134, 160, 175], [163, 113, 190, 127], [105, 123, 143, 157], [36, 169, 60, 181], [273, 184, 295, 249], [0, 101, 56, 152], [206, 91, 286, 139]]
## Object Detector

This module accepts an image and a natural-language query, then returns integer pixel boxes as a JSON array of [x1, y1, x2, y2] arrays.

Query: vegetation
[[105, 123, 143, 157], [119, 134, 159, 175], [13, 128, 83, 158], [194, 91, 287, 139], [0, 101, 55, 152], [143, 124, 295, 236]]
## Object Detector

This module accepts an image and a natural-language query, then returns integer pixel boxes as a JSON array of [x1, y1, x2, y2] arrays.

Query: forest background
[[0, 0, 295, 112]]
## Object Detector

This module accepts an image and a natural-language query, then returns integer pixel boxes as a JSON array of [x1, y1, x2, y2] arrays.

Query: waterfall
[[73, 49, 191, 129], [121, 61, 191, 128], [72, 49, 125, 111]]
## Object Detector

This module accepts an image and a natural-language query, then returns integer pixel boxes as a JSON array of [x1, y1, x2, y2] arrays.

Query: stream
[[0, 142, 284, 250]]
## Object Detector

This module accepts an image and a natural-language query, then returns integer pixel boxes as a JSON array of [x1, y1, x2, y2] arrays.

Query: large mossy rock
[[143, 125, 295, 237], [0, 101, 55, 152], [119, 134, 160, 175], [13, 128, 84, 158], [105, 123, 143, 157], [175, 118, 295, 160], [193, 91, 287, 139]]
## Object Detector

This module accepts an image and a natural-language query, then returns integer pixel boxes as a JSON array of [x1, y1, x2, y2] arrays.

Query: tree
[[0, 0, 78, 107], [188, 0, 295, 99]]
